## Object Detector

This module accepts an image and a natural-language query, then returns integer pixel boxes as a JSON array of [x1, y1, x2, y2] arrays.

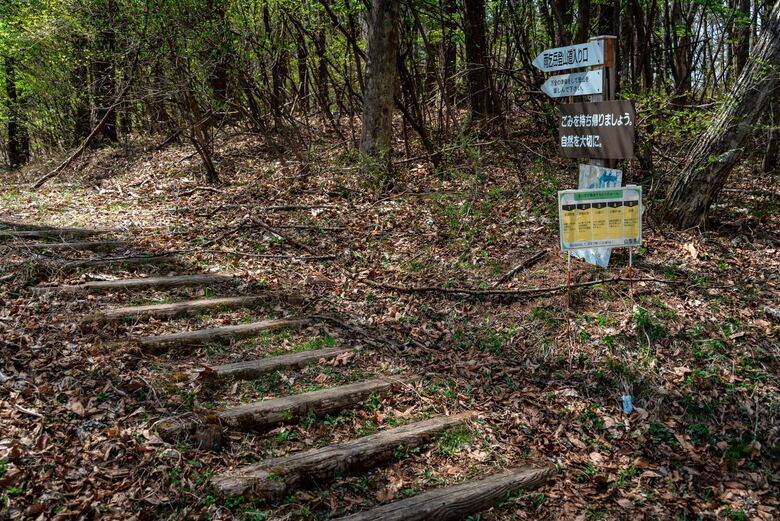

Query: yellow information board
[[558, 186, 642, 250]]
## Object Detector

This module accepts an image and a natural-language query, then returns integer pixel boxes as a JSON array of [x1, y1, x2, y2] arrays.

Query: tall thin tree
[[359, 0, 400, 185]]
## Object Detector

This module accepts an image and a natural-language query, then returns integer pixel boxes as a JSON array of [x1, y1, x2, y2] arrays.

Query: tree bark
[[550, 0, 574, 46], [207, 0, 230, 108], [576, 0, 591, 44], [72, 35, 91, 145], [463, 0, 496, 122], [314, 20, 332, 119], [4, 56, 30, 168], [662, 0, 780, 228], [735, 0, 751, 75], [296, 41, 309, 113], [439, 0, 457, 102], [670, 0, 692, 102], [359, 0, 400, 183], [91, 0, 118, 144], [763, 92, 779, 173]]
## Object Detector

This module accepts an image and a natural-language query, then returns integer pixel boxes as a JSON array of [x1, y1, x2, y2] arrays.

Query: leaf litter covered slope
[[0, 131, 778, 520]]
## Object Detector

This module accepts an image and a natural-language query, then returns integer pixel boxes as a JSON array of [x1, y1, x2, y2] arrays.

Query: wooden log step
[[0, 228, 110, 241], [156, 376, 413, 441], [333, 465, 557, 521], [0, 220, 102, 232], [206, 346, 353, 380], [30, 274, 232, 295], [136, 317, 309, 353], [86, 294, 297, 323], [62, 254, 176, 269], [212, 411, 478, 497], [21, 240, 128, 252]]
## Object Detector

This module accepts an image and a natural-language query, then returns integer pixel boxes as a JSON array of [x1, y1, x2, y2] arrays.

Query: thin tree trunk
[[662, 0, 780, 228], [72, 35, 91, 145], [440, 0, 457, 102], [463, 0, 496, 123], [735, 0, 751, 74], [763, 92, 779, 173], [359, 0, 400, 185], [314, 22, 332, 120], [550, 0, 573, 46], [91, 0, 118, 144], [4, 56, 30, 168], [297, 41, 309, 114], [207, 0, 230, 110], [670, 0, 692, 102], [576, 0, 591, 44]]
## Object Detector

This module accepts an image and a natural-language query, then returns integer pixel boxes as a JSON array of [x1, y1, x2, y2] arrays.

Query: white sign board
[[533, 41, 604, 72], [541, 70, 602, 98], [558, 186, 642, 251]]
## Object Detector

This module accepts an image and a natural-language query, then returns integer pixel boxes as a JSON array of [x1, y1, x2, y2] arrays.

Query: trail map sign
[[558, 186, 642, 251], [558, 100, 636, 159], [532, 41, 604, 72], [578, 164, 622, 189], [541, 70, 603, 98]]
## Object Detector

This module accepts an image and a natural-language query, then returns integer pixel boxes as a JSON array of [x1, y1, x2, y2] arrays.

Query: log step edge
[[87, 294, 295, 323], [136, 317, 310, 353], [333, 464, 557, 521], [31, 274, 232, 295], [155, 376, 416, 441], [211, 411, 479, 497], [206, 346, 354, 380]]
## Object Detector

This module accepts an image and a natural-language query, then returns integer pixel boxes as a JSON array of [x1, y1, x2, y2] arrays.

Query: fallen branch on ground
[[185, 248, 335, 261], [310, 314, 400, 351], [177, 186, 224, 197], [33, 86, 129, 189], [363, 276, 684, 298], [201, 217, 323, 256], [492, 250, 548, 287], [252, 217, 318, 255], [258, 205, 336, 211]]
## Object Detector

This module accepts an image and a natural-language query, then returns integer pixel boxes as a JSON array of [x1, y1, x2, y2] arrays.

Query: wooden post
[[572, 35, 619, 268], [588, 35, 618, 170]]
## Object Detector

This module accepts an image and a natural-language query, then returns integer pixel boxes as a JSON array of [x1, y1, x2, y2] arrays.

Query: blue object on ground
[[622, 395, 634, 414]]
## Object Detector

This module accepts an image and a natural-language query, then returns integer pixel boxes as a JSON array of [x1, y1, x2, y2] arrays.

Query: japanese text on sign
[[558, 100, 636, 159], [541, 70, 602, 97], [544, 47, 589, 69], [560, 112, 633, 127], [532, 41, 604, 72], [561, 135, 601, 148]]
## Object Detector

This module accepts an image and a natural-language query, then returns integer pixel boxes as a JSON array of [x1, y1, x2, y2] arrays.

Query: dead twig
[[182, 248, 335, 261], [492, 250, 548, 287], [310, 314, 400, 351], [257, 205, 336, 211], [177, 186, 224, 197], [273, 224, 346, 231], [251, 217, 318, 255], [33, 86, 129, 189]]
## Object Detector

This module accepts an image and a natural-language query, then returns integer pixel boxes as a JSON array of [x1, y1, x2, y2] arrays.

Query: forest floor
[[0, 125, 778, 521]]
